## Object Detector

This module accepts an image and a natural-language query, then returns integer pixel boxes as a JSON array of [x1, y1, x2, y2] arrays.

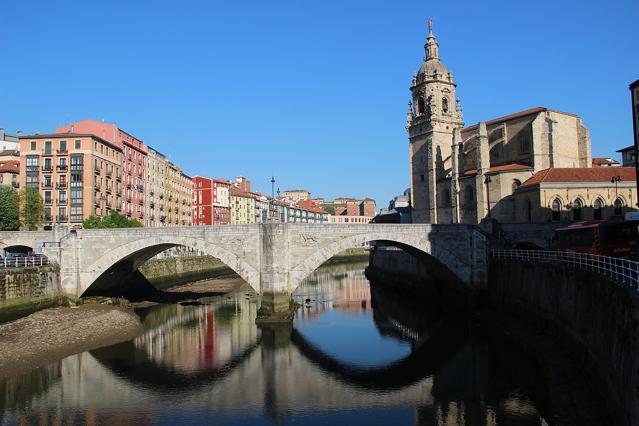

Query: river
[[0, 261, 554, 425]]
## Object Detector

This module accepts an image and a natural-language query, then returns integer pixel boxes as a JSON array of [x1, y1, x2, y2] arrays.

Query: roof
[[0, 160, 19, 174], [616, 145, 635, 153], [0, 149, 19, 157], [463, 108, 546, 132], [297, 199, 328, 214], [592, 157, 620, 166], [19, 133, 122, 152], [521, 167, 636, 187], [464, 163, 533, 176], [230, 187, 256, 199]]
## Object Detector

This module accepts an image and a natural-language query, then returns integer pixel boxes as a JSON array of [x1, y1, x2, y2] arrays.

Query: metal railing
[[492, 249, 639, 289], [0, 257, 52, 268]]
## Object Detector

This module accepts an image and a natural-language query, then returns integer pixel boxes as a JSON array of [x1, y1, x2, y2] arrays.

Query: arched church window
[[572, 198, 583, 221], [614, 197, 624, 216], [511, 179, 521, 194], [593, 198, 604, 220], [442, 97, 449, 113], [551, 198, 562, 222], [417, 97, 426, 115]]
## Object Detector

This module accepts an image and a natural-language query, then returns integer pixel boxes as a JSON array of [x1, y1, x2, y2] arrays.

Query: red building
[[56, 119, 147, 222], [192, 176, 231, 225]]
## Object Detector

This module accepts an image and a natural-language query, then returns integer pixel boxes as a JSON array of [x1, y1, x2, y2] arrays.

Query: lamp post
[[611, 175, 621, 198], [484, 175, 492, 217]]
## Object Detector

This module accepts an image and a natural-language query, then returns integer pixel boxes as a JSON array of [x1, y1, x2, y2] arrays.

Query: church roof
[[462, 107, 581, 132], [463, 163, 532, 176], [521, 167, 636, 187]]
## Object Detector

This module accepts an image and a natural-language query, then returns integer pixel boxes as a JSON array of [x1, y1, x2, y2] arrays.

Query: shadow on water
[[0, 261, 559, 424]]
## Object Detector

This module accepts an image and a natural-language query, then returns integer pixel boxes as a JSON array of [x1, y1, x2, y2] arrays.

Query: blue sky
[[1, 0, 637, 207]]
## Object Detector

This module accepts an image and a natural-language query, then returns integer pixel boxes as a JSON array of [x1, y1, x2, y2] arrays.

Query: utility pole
[[630, 80, 639, 206]]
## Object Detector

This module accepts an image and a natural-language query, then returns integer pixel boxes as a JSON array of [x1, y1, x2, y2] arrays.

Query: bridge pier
[[256, 291, 296, 324]]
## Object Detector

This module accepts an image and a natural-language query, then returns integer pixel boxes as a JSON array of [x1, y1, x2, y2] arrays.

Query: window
[[26, 175, 38, 189], [593, 198, 604, 220], [70, 188, 83, 205], [44, 158, 52, 171], [417, 98, 425, 115], [442, 97, 449, 113], [58, 207, 67, 220], [44, 191, 52, 205], [71, 173, 83, 187], [465, 186, 474, 203], [59, 140, 67, 152], [70, 206, 83, 222], [30, 141, 36, 150], [44, 141, 52, 154], [59, 191, 67, 203], [551, 198, 562, 222], [614, 198, 624, 216], [518, 133, 530, 154], [75, 140, 81, 149], [572, 198, 583, 221]]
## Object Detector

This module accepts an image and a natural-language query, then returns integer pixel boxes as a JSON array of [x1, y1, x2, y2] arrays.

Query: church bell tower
[[407, 19, 464, 223]]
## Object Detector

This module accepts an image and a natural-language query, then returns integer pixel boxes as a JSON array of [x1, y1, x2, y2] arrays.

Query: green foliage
[[323, 205, 336, 215], [82, 210, 143, 229], [0, 186, 20, 230], [20, 187, 44, 230]]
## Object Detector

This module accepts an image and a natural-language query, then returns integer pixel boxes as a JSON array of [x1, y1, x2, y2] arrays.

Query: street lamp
[[611, 175, 621, 198]]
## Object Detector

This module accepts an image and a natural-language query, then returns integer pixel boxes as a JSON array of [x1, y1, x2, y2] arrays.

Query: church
[[406, 20, 621, 225]]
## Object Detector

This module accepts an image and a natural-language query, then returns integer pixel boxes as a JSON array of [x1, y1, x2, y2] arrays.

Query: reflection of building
[[408, 21, 593, 225], [19, 133, 123, 225]]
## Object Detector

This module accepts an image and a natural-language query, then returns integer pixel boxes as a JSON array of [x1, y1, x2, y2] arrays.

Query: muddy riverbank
[[0, 304, 143, 380]]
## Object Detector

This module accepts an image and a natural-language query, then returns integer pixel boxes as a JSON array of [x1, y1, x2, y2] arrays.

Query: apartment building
[[0, 150, 20, 189], [230, 187, 256, 224], [57, 120, 147, 222], [192, 176, 231, 225], [19, 133, 122, 225]]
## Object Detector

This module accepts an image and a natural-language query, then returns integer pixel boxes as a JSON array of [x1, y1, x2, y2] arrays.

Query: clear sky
[[1, 0, 637, 208]]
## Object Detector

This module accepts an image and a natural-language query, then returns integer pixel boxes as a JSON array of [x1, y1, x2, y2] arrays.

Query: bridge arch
[[289, 230, 467, 294], [80, 234, 260, 296]]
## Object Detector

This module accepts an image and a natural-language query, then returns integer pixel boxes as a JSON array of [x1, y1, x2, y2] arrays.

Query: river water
[[0, 262, 554, 425]]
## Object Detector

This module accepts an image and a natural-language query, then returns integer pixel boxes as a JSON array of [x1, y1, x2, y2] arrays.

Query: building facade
[[230, 188, 256, 224], [0, 129, 20, 151], [19, 133, 123, 225], [408, 21, 592, 224], [282, 189, 311, 202], [513, 167, 636, 222], [0, 150, 20, 189], [57, 120, 147, 223], [192, 176, 231, 225]]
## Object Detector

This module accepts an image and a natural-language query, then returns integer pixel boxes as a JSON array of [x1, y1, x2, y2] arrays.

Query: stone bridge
[[0, 224, 487, 311]]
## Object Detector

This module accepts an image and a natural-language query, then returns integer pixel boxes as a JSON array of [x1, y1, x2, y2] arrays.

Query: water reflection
[[1, 262, 554, 425]]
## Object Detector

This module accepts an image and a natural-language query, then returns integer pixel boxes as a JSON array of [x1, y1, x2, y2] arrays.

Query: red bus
[[555, 220, 639, 259]]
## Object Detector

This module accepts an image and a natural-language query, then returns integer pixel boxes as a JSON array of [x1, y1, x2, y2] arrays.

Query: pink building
[[57, 120, 148, 222]]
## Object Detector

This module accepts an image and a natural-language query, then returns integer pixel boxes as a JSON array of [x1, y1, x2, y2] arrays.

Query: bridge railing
[[0, 257, 52, 269], [492, 249, 639, 289]]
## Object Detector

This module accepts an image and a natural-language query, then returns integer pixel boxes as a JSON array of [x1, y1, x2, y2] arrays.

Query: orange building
[[19, 133, 123, 225], [56, 120, 147, 222]]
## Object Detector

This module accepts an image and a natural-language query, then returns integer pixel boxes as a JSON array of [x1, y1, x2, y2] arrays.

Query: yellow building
[[230, 188, 256, 224], [512, 167, 637, 223]]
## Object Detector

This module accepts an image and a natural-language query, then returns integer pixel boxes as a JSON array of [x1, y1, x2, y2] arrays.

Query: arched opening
[[551, 198, 562, 222], [81, 238, 258, 300], [593, 198, 604, 220], [417, 97, 426, 115], [3, 245, 35, 256], [572, 198, 583, 221], [442, 97, 449, 113], [614, 197, 624, 216]]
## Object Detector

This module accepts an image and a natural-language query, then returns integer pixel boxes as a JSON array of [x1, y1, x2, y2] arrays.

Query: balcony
[[11, 181, 18, 188], [42, 150, 54, 157], [55, 182, 67, 189], [44, 198, 52, 205], [56, 164, 68, 172], [56, 198, 66, 205], [106, 186, 112, 194], [58, 215, 68, 222], [94, 183, 101, 191], [44, 214, 52, 221], [126, 183, 131, 189], [42, 165, 53, 172], [94, 167, 101, 175], [42, 182, 53, 189], [116, 206, 122, 212], [150, 202, 155, 208], [126, 197, 132, 204], [139, 200, 144, 206], [116, 190, 122, 197], [116, 174, 122, 182], [106, 202, 112, 210], [106, 170, 112, 178], [56, 149, 68, 155]]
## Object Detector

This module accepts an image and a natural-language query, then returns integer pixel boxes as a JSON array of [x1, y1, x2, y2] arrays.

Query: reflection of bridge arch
[[90, 335, 261, 391], [290, 317, 468, 390], [80, 235, 260, 296]]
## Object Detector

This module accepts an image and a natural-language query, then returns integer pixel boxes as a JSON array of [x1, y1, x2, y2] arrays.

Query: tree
[[83, 211, 143, 229], [323, 205, 336, 215], [0, 186, 20, 231], [20, 187, 44, 230]]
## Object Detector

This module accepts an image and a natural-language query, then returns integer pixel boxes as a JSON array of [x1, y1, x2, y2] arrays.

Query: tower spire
[[424, 18, 439, 61]]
